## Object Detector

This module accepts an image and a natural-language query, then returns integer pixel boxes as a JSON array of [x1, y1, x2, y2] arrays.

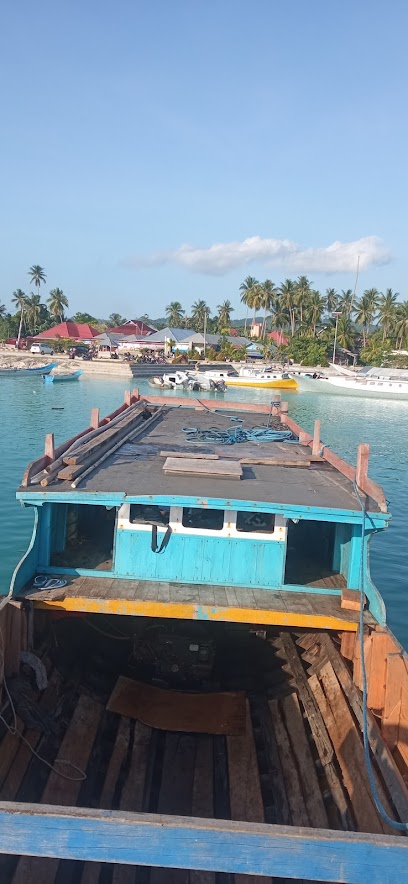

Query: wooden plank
[[367, 631, 390, 715], [250, 696, 291, 827], [356, 443, 370, 497], [341, 588, 363, 611], [397, 680, 408, 766], [268, 699, 309, 826], [163, 456, 242, 479], [340, 631, 356, 661], [190, 736, 215, 884], [318, 662, 394, 835], [80, 717, 131, 884], [320, 634, 408, 824], [150, 732, 196, 884], [281, 692, 329, 828], [11, 695, 103, 884], [160, 450, 219, 460], [382, 653, 405, 750], [112, 721, 152, 884], [227, 702, 269, 884], [63, 405, 146, 465], [2, 804, 408, 883]]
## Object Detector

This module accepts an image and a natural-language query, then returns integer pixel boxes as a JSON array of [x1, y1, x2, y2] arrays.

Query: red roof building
[[34, 322, 100, 341], [107, 320, 157, 336], [267, 330, 289, 347]]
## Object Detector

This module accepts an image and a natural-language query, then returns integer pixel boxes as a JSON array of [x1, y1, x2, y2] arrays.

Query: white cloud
[[127, 235, 391, 276]]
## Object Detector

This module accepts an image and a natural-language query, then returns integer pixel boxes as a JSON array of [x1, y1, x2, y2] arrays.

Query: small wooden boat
[[1, 391, 407, 881], [206, 366, 298, 389], [43, 369, 83, 383], [0, 361, 57, 377]]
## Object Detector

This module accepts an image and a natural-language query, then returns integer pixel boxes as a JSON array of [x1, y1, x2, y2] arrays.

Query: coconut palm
[[325, 288, 338, 314], [260, 279, 279, 337], [279, 279, 297, 337], [246, 284, 264, 334], [335, 316, 355, 351], [216, 299, 234, 331], [11, 289, 27, 346], [190, 300, 210, 332], [269, 297, 288, 333], [239, 276, 258, 334], [48, 288, 69, 323], [395, 301, 408, 349], [378, 289, 398, 341], [354, 290, 379, 347], [338, 289, 354, 318], [295, 276, 312, 329], [0, 303, 6, 318], [305, 290, 325, 338], [165, 301, 185, 327], [26, 293, 45, 334], [28, 265, 46, 299]]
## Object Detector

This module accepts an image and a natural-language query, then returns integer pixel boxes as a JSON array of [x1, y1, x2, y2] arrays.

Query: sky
[[1, 0, 407, 319]]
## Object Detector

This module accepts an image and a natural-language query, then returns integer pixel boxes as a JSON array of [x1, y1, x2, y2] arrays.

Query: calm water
[[1, 374, 407, 648]]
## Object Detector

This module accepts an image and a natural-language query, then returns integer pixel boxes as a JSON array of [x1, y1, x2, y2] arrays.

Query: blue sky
[[1, 0, 407, 319]]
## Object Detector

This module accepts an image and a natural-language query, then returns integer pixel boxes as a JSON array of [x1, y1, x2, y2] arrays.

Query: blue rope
[[182, 425, 298, 445], [353, 479, 408, 831]]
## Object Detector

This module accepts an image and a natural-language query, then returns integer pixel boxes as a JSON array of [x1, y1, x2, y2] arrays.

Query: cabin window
[[50, 504, 116, 571], [284, 519, 336, 585], [182, 508, 224, 531], [130, 504, 170, 526], [236, 511, 275, 533]]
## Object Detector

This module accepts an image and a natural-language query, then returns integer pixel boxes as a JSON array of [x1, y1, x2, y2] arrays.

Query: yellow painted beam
[[33, 596, 358, 631]]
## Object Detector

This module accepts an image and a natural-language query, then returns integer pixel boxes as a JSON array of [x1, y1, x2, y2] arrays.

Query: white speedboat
[[148, 371, 190, 390], [294, 370, 408, 399], [202, 366, 298, 390]]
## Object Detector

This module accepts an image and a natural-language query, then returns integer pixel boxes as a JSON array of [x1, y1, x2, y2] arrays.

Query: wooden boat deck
[[0, 624, 406, 883], [23, 574, 376, 632], [20, 404, 382, 513]]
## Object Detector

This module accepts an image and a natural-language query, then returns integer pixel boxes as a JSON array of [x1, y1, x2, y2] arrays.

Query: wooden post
[[90, 407, 100, 429], [271, 393, 281, 416], [299, 431, 312, 445], [312, 420, 321, 456], [44, 433, 55, 462], [356, 443, 369, 495], [124, 390, 132, 406], [280, 400, 288, 414], [131, 388, 140, 402]]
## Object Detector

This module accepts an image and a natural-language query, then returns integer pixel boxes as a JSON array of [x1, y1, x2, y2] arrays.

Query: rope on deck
[[182, 425, 298, 445]]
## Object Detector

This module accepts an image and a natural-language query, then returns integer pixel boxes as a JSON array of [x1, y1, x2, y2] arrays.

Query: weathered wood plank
[[268, 699, 309, 826], [163, 456, 242, 479], [281, 692, 329, 829], [150, 732, 196, 884], [190, 736, 215, 884], [1, 803, 407, 883], [112, 721, 152, 884]]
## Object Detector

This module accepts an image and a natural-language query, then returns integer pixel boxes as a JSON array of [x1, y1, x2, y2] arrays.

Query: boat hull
[[0, 361, 57, 377], [44, 370, 82, 383], [294, 373, 408, 399], [225, 377, 298, 389]]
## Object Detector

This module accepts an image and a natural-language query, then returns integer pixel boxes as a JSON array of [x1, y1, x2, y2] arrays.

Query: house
[[179, 332, 251, 354], [107, 319, 157, 336], [34, 322, 100, 342], [267, 330, 289, 347]]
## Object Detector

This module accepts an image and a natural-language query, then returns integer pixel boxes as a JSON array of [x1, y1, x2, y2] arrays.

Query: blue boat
[[0, 361, 57, 377], [43, 369, 83, 383], [0, 391, 407, 882]]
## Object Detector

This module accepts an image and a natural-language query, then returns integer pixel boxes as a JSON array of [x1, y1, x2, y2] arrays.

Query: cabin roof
[[19, 402, 384, 514]]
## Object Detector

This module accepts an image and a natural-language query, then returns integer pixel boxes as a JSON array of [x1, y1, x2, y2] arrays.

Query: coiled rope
[[182, 425, 298, 445], [353, 479, 408, 831]]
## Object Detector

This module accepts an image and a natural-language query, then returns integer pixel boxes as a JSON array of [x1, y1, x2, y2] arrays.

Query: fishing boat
[[205, 365, 298, 390], [43, 369, 83, 383], [0, 390, 407, 882], [0, 361, 57, 377], [149, 370, 226, 392], [294, 370, 408, 399]]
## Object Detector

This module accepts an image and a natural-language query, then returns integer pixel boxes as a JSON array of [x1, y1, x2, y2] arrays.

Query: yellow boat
[[224, 367, 298, 389]]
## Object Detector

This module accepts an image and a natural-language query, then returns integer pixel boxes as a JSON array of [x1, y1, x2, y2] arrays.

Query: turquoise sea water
[[1, 374, 407, 648]]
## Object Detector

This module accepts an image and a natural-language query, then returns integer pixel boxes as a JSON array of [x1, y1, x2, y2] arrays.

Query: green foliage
[[285, 336, 328, 366], [71, 312, 100, 325]]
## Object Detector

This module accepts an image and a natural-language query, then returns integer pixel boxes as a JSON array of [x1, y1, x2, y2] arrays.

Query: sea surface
[[1, 374, 407, 648]]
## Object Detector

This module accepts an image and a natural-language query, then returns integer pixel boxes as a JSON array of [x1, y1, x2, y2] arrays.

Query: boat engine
[[130, 624, 215, 688]]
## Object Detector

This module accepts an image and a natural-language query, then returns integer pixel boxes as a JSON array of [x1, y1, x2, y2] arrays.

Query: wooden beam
[[90, 407, 100, 429], [44, 433, 54, 462], [312, 419, 321, 456], [0, 803, 406, 882], [356, 443, 370, 495], [341, 588, 363, 612]]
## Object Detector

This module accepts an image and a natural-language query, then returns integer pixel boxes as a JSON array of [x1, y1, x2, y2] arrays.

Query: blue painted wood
[[16, 492, 390, 528], [7, 508, 40, 596], [115, 528, 286, 590], [0, 804, 406, 883]]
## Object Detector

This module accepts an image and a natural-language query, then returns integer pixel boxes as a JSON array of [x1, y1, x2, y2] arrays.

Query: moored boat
[[43, 369, 83, 383], [294, 370, 408, 399], [0, 390, 407, 881], [205, 365, 298, 389], [0, 361, 57, 377]]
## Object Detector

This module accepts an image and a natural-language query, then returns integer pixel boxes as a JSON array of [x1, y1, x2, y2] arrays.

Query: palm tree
[[190, 300, 210, 332], [335, 316, 355, 351], [269, 297, 289, 334], [26, 293, 44, 334], [216, 299, 234, 331], [339, 289, 354, 318], [279, 279, 297, 336], [11, 289, 27, 347], [260, 280, 278, 337], [395, 301, 408, 349], [378, 289, 398, 341], [354, 290, 379, 347], [295, 276, 312, 329], [0, 304, 6, 318], [165, 301, 185, 327], [28, 265, 46, 300], [306, 290, 325, 338], [239, 276, 258, 334], [108, 313, 125, 328], [48, 288, 69, 323], [325, 288, 338, 314], [247, 284, 263, 334]]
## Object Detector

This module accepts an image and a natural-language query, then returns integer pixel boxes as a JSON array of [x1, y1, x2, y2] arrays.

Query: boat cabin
[[1, 392, 407, 882]]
